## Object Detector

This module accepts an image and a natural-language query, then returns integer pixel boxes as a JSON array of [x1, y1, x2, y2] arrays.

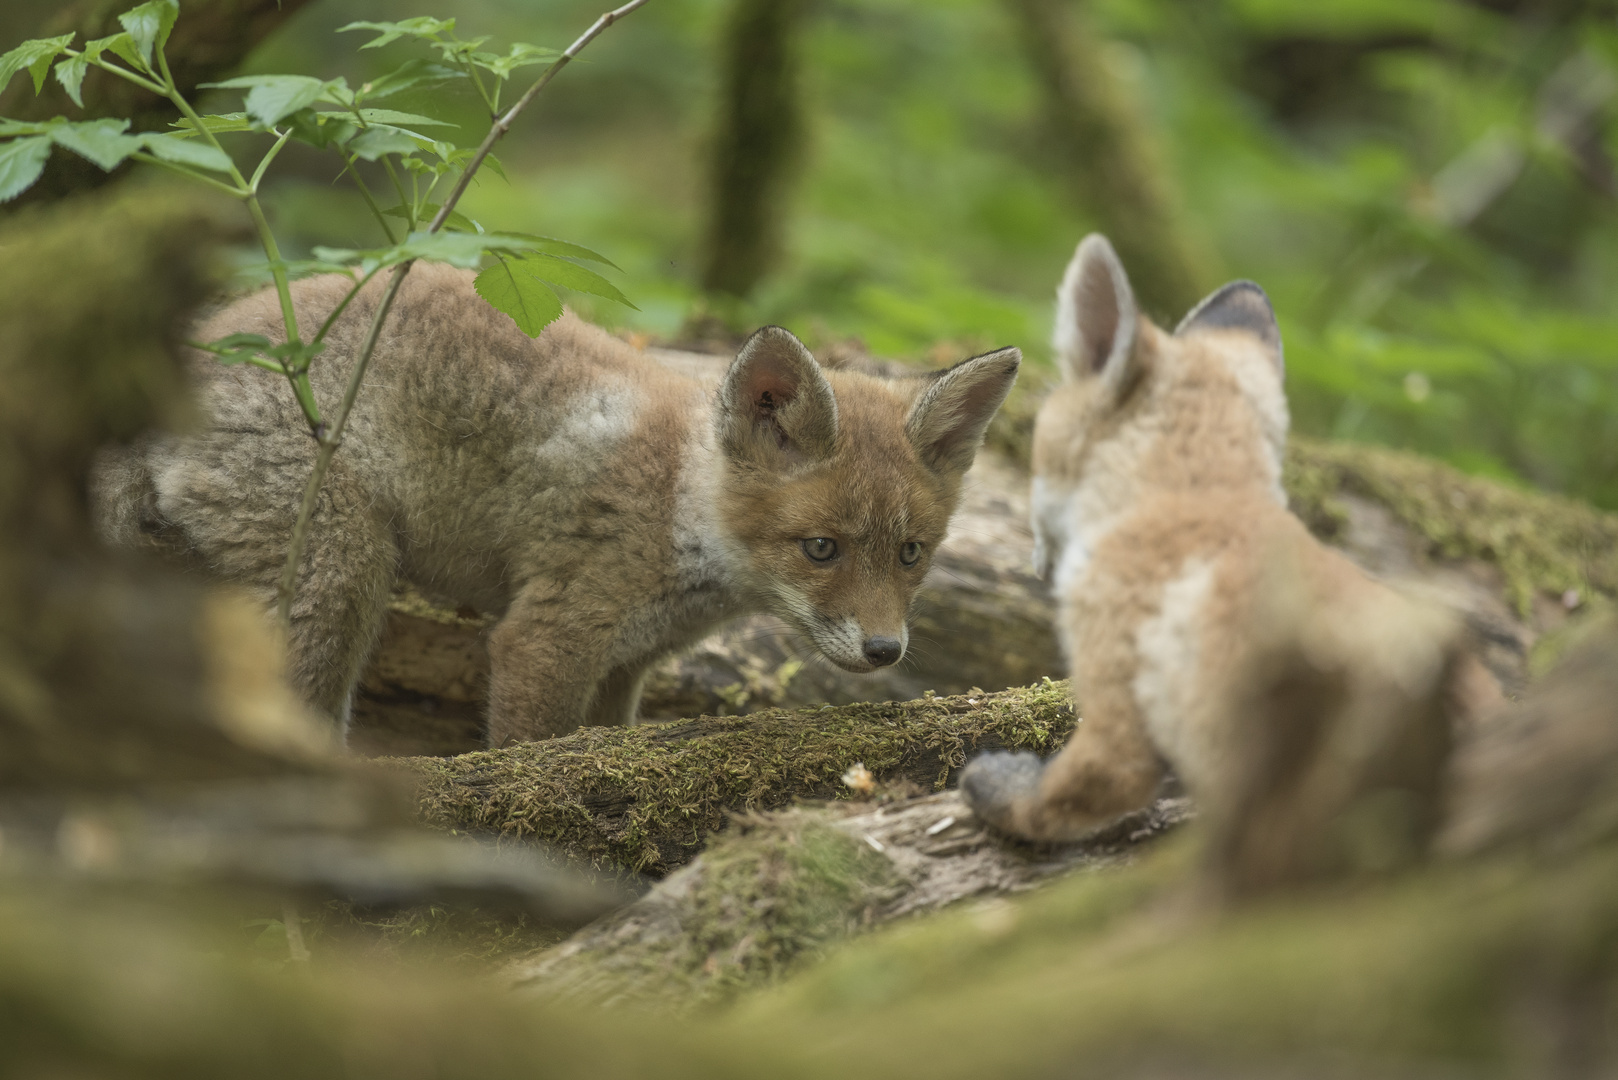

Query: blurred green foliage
[[5, 0, 1615, 507]]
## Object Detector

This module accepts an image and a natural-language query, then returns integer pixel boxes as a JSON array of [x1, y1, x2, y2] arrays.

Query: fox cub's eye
[[899, 541, 923, 566], [802, 537, 839, 562]]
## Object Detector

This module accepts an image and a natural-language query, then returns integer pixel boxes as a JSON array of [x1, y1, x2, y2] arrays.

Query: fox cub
[[962, 236, 1493, 891], [95, 265, 1019, 745]]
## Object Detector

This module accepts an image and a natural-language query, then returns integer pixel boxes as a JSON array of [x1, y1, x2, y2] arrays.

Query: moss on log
[[394, 681, 1077, 876]]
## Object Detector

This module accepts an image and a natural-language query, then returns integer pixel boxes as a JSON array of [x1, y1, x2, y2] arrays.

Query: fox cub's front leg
[[485, 581, 623, 744], [962, 706, 1165, 842]]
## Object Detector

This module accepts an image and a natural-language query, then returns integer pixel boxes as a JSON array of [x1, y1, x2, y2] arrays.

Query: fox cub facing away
[[962, 235, 1496, 892], [95, 265, 1020, 746]]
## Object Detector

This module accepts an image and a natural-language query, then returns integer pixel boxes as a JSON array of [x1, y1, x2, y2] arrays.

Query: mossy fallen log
[[512, 791, 1192, 1010], [393, 681, 1078, 876]]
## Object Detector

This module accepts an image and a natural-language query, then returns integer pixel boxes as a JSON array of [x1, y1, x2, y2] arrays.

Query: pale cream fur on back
[[965, 238, 1485, 891]]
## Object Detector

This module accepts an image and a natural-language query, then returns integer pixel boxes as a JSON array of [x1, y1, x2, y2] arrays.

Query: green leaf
[[170, 113, 251, 137], [502, 232, 619, 269], [53, 54, 91, 107], [346, 126, 423, 161], [475, 42, 561, 80], [356, 59, 465, 102], [196, 332, 274, 364], [117, 0, 179, 70], [0, 136, 51, 203], [94, 32, 143, 70], [337, 17, 456, 49], [0, 119, 53, 137], [204, 75, 328, 128], [285, 109, 356, 150], [0, 35, 76, 94], [480, 152, 509, 183], [140, 132, 233, 173], [381, 202, 478, 232], [518, 253, 637, 309], [48, 118, 144, 171], [475, 257, 563, 337], [314, 230, 541, 273], [348, 109, 456, 129]]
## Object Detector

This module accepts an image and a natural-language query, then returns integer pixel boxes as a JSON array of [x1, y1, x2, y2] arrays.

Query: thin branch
[[272, 0, 654, 626], [427, 0, 655, 233]]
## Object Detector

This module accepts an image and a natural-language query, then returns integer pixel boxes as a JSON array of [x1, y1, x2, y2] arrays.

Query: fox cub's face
[[1030, 234, 1289, 584], [715, 328, 1020, 673]]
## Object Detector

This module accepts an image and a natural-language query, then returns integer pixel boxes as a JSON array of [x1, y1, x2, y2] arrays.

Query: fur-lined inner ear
[[906, 347, 1021, 475], [1175, 280, 1284, 376], [717, 325, 838, 467], [1054, 234, 1139, 389]]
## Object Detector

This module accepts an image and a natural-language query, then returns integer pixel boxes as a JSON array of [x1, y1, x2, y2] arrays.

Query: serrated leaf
[[170, 113, 251, 137], [0, 119, 53, 137], [0, 35, 75, 94], [117, 0, 178, 70], [205, 75, 328, 128], [502, 232, 619, 269], [518, 253, 636, 309], [140, 132, 233, 172], [97, 32, 143, 70], [285, 109, 356, 150], [349, 109, 456, 129], [49, 118, 144, 171], [337, 17, 455, 50], [476, 42, 561, 80], [480, 152, 509, 183], [314, 230, 541, 273], [475, 258, 563, 337], [54, 54, 91, 107], [356, 59, 465, 102], [0, 136, 52, 203], [347, 126, 423, 161]]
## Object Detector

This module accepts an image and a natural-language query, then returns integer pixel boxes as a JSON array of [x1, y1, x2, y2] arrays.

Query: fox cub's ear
[[719, 326, 839, 467], [1054, 233, 1142, 396], [906, 347, 1020, 475], [1175, 280, 1284, 376]]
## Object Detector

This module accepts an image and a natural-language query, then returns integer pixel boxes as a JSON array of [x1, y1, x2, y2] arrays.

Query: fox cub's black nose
[[863, 636, 902, 668]]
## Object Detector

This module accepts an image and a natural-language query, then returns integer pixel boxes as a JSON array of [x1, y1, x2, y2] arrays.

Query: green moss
[[1285, 436, 1618, 614], [392, 680, 1076, 876], [524, 809, 900, 1010], [724, 841, 1618, 1075]]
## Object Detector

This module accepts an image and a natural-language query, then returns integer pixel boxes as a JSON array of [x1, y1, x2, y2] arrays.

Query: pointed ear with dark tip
[[1175, 280, 1284, 376], [1054, 233, 1142, 394], [718, 325, 839, 467], [906, 347, 1021, 475]]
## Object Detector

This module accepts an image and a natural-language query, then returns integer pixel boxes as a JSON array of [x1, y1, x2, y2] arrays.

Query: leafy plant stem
[[382, 156, 412, 228], [249, 129, 293, 192], [427, 0, 655, 234], [127, 152, 244, 197], [313, 264, 384, 344], [339, 153, 398, 243], [80, 51, 167, 96], [273, 0, 655, 628]]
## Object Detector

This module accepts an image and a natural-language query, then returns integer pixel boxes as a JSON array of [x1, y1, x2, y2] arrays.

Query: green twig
[[273, 0, 655, 627]]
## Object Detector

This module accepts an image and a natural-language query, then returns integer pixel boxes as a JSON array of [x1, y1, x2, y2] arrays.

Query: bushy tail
[[1207, 561, 1468, 897]]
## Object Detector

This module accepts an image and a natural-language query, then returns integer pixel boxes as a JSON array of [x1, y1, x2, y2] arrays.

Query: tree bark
[[0, 0, 314, 209], [699, 0, 810, 299], [1004, 0, 1215, 318]]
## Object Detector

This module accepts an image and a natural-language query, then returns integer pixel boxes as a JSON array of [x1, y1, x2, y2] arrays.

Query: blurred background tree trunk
[[699, 0, 811, 300], [1004, 0, 1215, 318], [0, 0, 313, 211]]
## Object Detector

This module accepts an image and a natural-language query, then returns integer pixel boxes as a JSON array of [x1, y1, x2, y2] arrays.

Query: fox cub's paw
[[961, 751, 1045, 835]]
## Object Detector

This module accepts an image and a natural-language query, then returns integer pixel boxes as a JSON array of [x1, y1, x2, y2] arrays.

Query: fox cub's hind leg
[[963, 687, 1166, 842], [158, 451, 399, 733]]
